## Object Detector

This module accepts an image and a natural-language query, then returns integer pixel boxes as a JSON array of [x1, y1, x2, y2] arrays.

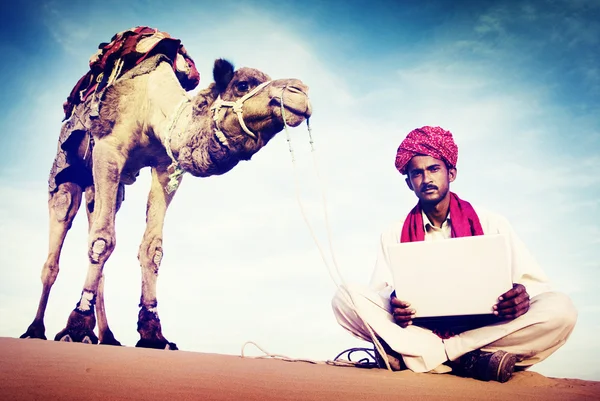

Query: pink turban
[[394, 126, 458, 175]]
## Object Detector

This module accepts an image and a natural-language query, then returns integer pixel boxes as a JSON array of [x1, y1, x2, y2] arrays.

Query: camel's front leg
[[55, 140, 125, 344], [136, 166, 180, 350]]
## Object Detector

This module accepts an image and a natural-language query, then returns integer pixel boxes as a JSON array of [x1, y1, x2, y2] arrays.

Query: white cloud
[[475, 13, 506, 36], [41, 1, 95, 56]]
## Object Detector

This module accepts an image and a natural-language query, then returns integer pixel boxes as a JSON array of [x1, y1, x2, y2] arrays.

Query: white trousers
[[331, 284, 577, 373]]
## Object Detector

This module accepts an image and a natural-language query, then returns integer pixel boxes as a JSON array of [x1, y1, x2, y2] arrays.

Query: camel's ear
[[213, 59, 234, 92]]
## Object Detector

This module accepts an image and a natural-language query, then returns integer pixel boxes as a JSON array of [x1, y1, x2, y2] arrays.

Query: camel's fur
[[21, 54, 311, 349]]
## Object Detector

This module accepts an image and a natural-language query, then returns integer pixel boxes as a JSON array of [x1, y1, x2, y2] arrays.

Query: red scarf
[[400, 192, 484, 242]]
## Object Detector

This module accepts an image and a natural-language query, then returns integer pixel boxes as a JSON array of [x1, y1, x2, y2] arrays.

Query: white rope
[[278, 89, 393, 371], [241, 341, 320, 364], [107, 58, 125, 87], [240, 341, 375, 368], [82, 132, 91, 162], [164, 98, 190, 193]]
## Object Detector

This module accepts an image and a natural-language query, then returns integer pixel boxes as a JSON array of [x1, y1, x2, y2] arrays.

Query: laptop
[[386, 234, 512, 321]]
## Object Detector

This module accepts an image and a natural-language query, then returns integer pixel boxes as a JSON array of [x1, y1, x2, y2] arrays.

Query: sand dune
[[0, 337, 598, 400]]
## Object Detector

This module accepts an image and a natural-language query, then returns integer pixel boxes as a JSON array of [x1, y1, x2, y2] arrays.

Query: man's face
[[405, 155, 456, 205]]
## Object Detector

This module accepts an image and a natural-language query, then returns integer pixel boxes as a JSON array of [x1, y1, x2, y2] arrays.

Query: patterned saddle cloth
[[62, 26, 200, 120]]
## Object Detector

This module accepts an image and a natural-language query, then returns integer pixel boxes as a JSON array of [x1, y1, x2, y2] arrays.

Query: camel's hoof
[[100, 331, 122, 346], [54, 308, 98, 344], [136, 306, 176, 350], [54, 329, 99, 344], [135, 338, 178, 350], [20, 322, 47, 340], [57, 334, 95, 344]]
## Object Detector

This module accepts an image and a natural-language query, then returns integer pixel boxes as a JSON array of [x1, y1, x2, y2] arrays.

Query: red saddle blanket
[[63, 26, 200, 120]]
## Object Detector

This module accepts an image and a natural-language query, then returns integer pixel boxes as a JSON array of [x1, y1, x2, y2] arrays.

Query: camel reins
[[275, 91, 394, 371]]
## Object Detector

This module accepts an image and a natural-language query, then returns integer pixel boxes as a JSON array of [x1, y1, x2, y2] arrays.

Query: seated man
[[331, 126, 577, 382]]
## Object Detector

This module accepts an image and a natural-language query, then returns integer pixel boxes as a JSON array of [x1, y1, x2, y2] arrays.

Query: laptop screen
[[386, 234, 513, 318]]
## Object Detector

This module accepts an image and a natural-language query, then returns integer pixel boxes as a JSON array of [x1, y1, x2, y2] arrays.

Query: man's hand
[[493, 283, 530, 320], [391, 291, 415, 328]]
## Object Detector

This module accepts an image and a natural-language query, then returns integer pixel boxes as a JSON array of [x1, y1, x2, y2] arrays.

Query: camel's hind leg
[[21, 182, 83, 340], [136, 166, 180, 350]]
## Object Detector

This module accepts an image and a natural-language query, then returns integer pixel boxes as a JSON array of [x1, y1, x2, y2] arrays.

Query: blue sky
[[0, 0, 598, 380]]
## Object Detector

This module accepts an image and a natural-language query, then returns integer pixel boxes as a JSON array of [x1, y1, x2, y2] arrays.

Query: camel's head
[[209, 59, 312, 156]]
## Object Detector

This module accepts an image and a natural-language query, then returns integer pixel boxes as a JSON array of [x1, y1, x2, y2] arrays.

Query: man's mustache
[[420, 184, 438, 192]]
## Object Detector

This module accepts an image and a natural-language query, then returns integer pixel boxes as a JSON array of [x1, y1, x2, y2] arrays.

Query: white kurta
[[331, 207, 577, 373]]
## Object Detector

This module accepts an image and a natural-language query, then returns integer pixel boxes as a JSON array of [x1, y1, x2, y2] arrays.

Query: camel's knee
[[52, 190, 71, 221], [88, 235, 115, 264], [139, 237, 163, 273], [51, 183, 82, 223]]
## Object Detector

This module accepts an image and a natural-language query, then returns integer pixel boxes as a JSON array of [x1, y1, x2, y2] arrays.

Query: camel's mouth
[[271, 84, 312, 128], [281, 103, 311, 127]]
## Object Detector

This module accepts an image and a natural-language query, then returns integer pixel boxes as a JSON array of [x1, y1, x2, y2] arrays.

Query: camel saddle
[[62, 26, 200, 120]]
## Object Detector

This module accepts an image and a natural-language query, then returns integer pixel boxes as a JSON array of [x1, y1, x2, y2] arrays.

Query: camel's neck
[[138, 61, 248, 178], [167, 87, 243, 178], [161, 98, 194, 162]]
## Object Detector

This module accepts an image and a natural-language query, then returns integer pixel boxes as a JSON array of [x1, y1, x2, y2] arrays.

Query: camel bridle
[[163, 80, 291, 194], [209, 80, 272, 147]]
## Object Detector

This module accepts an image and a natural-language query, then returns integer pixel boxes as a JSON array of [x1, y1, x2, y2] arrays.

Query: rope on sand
[[241, 341, 320, 364], [241, 342, 379, 369]]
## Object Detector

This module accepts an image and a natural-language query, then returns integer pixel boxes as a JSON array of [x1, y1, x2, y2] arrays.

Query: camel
[[20, 49, 311, 349]]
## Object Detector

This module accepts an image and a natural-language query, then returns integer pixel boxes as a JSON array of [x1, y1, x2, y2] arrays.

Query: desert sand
[[0, 337, 598, 400]]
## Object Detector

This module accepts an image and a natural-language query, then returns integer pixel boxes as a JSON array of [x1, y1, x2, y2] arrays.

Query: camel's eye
[[236, 81, 249, 92]]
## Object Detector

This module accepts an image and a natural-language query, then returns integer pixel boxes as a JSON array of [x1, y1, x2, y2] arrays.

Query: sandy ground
[[0, 337, 598, 400]]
